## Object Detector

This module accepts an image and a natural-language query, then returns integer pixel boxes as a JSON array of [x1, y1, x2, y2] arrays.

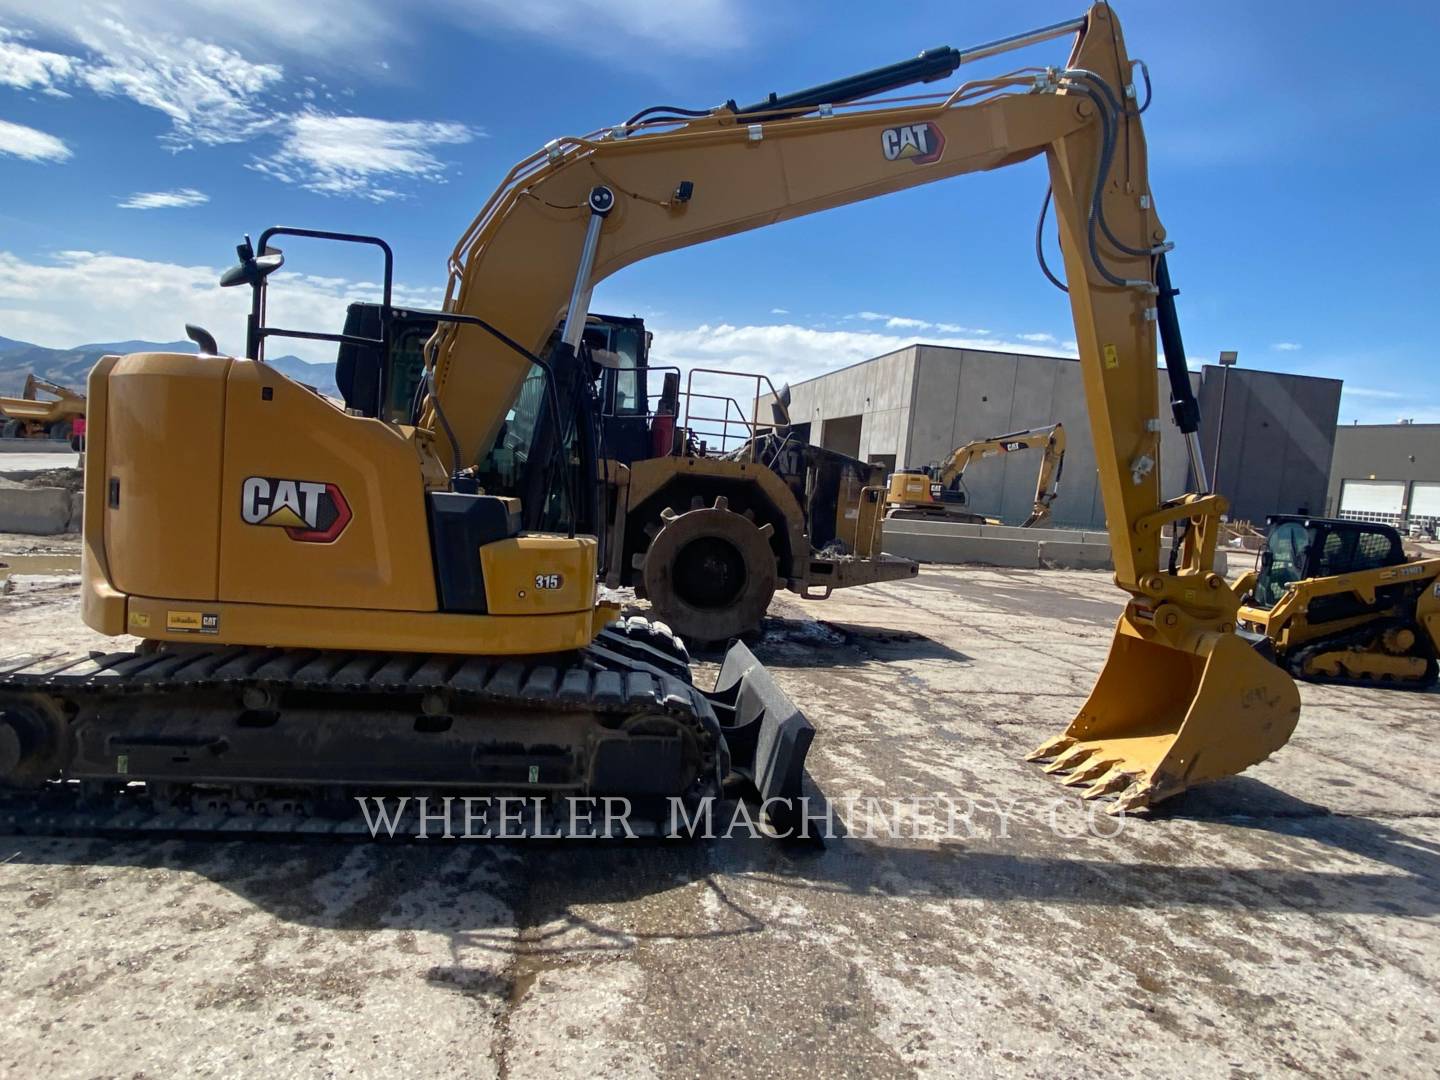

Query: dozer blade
[[1029, 613, 1300, 812], [704, 640, 815, 834]]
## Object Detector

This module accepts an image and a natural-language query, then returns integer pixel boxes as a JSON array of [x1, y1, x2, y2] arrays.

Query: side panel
[[480, 535, 596, 616], [103, 352, 231, 601], [217, 360, 438, 612]]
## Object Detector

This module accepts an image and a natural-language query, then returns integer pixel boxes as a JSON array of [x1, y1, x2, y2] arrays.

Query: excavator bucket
[[1028, 613, 1300, 812]]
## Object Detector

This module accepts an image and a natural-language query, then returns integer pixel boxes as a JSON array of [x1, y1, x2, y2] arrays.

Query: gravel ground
[[1, 562, 1437, 1078]]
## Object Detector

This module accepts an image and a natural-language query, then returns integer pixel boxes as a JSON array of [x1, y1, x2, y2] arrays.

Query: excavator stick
[[1028, 609, 1301, 812]]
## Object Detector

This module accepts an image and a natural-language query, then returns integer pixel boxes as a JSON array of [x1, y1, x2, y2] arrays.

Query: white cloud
[[0, 249, 439, 363], [0, 27, 74, 90], [1019, 332, 1057, 343], [250, 111, 476, 201], [849, 311, 989, 335], [0, 19, 284, 147], [1271, 341, 1302, 351], [649, 321, 1075, 392], [769, 307, 788, 315], [0, 116, 70, 161], [117, 187, 209, 209]]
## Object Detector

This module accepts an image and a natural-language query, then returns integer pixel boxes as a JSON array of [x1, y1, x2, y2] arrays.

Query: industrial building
[[760, 344, 1340, 531], [1326, 422, 1440, 533]]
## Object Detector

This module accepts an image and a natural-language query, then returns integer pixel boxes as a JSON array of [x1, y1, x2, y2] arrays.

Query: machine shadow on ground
[[689, 617, 973, 669]]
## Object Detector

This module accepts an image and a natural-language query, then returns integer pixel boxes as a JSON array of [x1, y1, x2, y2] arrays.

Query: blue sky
[[1, 0, 1437, 423]]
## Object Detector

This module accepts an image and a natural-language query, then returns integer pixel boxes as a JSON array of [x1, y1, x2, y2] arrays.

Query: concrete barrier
[[0, 483, 73, 533], [885, 528, 1041, 568], [1037, 539, 1115, 570], [0, 439, 71, 454], [883, 518, 1182, 572]]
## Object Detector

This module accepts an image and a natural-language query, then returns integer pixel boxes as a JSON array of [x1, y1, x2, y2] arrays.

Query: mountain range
[[0, 337, 340, 399]]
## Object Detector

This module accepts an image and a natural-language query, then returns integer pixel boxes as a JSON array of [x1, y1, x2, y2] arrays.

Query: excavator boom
[[418, 2, 1298, 809]]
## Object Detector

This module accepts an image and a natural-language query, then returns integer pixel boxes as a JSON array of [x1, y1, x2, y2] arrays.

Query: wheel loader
[[336, 303, 918, 645], [1233, 516, 1439, 687], [886, 423, 1066, 527], [0, 3, 1303, 832]]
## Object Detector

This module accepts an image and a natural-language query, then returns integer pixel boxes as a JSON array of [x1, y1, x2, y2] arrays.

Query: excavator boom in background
[[0, 3, 1301, 831], [886, 423, 1066, 527]]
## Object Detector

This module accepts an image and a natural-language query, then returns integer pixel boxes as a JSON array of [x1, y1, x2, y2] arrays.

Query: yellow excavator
[[0, 3, 1300, 832], [886, 423, 1066, 526]]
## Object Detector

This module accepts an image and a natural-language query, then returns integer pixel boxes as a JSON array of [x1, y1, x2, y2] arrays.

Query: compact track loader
[[1234, 516, 1439, 687], [0, 3, 1301, 824], [886, 423, 1066, 526]]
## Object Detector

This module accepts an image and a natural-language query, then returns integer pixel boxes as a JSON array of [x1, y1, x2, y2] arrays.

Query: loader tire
[[49, 420, 72, 442], [640, 497, 777, 646], [1, 419, 19, 440]]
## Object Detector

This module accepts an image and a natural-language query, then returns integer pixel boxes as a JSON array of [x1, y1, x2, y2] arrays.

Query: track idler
[[1028, 604, 1301, 812]]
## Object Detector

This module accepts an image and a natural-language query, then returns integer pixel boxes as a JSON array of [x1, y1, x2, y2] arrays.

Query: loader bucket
[[1027, 614, 1300, 812]]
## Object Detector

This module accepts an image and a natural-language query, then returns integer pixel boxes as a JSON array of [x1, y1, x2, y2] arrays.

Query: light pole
[[1212, 350, 1237, 492]]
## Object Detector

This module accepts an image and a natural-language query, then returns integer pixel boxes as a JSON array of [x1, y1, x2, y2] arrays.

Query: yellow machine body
[[81, 353, 609, 656], [0, 373, 86, 438], [69, 2, 1301, 811], [1231, 516, 1439, 686], [886, 423, 1066, 527]]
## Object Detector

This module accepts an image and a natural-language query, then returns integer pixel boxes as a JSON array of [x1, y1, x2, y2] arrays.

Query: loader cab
[[1250, 515, 1406, 609]]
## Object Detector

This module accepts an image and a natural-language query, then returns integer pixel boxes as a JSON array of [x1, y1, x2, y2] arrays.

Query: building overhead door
[[1409, 482, 1440, 523], [1338, 479, 1405, 524]]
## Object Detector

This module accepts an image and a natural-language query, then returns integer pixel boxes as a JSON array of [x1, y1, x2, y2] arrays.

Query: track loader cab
[[1236, 515, 1439, 686], [1249, 517, 1407, 610]]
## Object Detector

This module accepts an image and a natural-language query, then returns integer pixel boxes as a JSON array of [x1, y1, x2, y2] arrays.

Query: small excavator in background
[[1233, 515, 1439, 687], [886, 423, 1065, 527], [0, 3, 1303, 831]]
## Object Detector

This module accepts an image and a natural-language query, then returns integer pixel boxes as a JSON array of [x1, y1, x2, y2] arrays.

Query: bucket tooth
[[1062, 758, 1120, 787], [757, 522, 775, 539], [1079, 768, 1133, 800], [689, 495, 705, 510], [1110, 783, 1156, 814], [1026, 735, 1075, 763], [1043, 745, 1096, 774], [660, 507, 679, 525], [713, 495, 730, 511]]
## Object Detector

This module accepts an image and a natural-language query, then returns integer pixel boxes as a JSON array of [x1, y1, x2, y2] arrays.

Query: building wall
[[904, 346, 1193, 529], [769, 345, 1191, 529], [1325, 423, 1440, 524], [778, 346, 918, 466], [1196, 366, 1341, 524], [764, 345, 1337, 531]]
